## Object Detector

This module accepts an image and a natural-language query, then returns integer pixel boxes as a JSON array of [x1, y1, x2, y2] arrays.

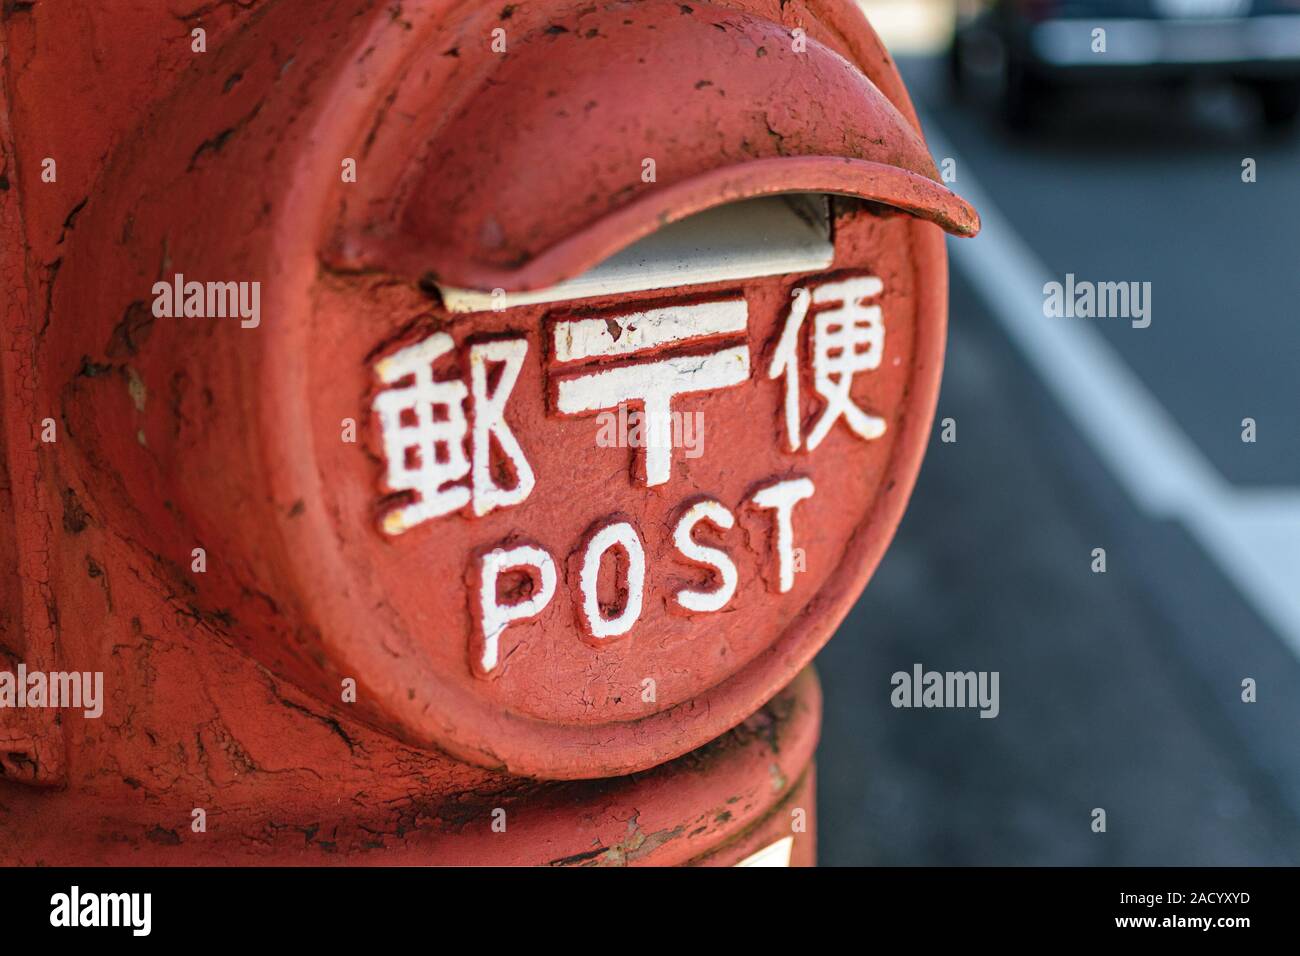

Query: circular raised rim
[[255, 1, 954, 779]]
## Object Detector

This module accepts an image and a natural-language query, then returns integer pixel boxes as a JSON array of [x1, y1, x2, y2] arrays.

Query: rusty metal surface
[[0, 660, 819, 865], [0, 0, 970, 861], [331, 0, 978, 289]]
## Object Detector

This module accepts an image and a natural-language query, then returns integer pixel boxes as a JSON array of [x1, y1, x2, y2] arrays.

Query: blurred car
[[949, 0, 1300, 128]]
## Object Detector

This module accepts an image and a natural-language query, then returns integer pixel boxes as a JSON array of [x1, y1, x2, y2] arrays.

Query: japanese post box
[[0, 0, 976, 863]]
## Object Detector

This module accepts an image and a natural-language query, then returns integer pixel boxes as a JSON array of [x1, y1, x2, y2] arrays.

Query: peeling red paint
[[0, 0, 970, 863]]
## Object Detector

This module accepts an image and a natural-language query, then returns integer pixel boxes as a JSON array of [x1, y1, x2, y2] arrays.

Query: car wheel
[[947, 36, 967, 100], [1002, 59, 1050, 131], [1253, 80, 1300, 130]]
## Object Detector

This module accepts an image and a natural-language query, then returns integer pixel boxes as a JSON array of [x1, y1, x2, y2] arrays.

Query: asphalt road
[[815, 55, 1300, 865]]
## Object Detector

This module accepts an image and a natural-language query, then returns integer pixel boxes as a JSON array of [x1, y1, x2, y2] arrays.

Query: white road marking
[[923, 120, 1300, 658]]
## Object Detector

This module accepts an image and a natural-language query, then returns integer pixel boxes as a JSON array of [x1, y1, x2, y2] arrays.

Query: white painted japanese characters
[[554, 299, 751, 486], [368, 276, 890, 676], [371, 334, 533, 534], [770, 275, 886, 450]]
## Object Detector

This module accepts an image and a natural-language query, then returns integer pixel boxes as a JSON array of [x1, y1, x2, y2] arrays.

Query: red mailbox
[[0, 0, 975, 864]]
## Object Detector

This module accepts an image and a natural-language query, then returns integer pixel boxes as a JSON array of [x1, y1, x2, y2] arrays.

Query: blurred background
[[817, 0, 1300, 864]]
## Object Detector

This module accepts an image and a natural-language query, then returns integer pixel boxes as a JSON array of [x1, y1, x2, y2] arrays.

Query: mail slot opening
[[438, 193, 834, 314]]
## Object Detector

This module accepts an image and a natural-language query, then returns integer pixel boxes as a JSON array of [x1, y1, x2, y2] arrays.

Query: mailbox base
[[0, 666, 819, 867]]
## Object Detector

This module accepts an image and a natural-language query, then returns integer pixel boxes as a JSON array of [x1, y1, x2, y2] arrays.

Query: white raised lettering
[[672, 500, 738, 613]]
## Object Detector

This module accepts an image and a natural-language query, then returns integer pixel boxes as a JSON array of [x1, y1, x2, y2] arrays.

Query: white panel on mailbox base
[[734, 836, 795, 867]]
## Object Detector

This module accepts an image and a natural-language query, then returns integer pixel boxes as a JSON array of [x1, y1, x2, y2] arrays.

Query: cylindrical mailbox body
[[0, 0, 974, 862]]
